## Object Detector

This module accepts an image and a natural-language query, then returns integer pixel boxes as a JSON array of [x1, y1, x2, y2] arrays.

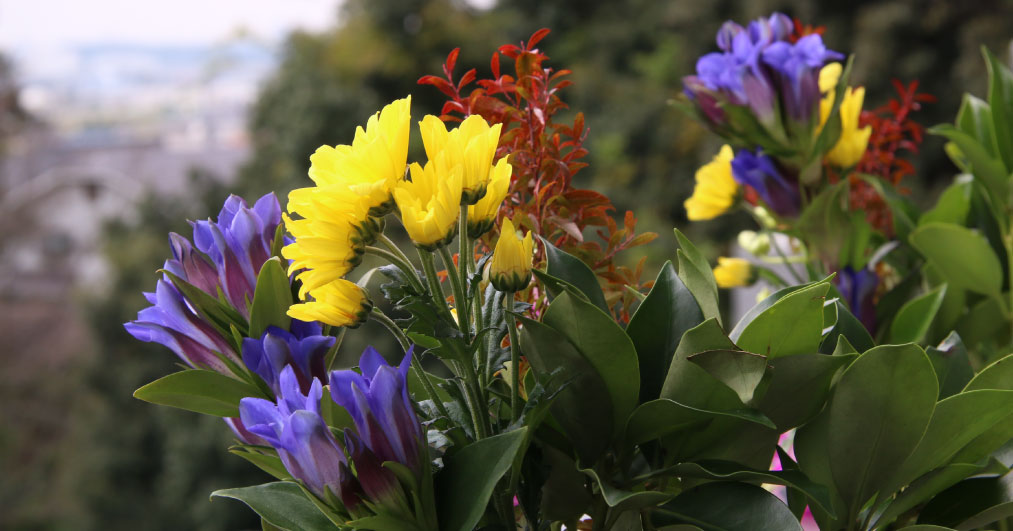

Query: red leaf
[[527, 28, 551, 49], [458, 68, 477, 90], [445, 48, 460, 74], [490, 52, 500, 79]]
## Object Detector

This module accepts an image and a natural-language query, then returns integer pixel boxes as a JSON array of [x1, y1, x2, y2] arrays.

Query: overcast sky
[[0, 0, 342, 76]]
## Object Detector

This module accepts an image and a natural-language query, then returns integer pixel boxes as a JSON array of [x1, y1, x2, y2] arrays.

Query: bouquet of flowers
[[125, 20, 1013, 531]]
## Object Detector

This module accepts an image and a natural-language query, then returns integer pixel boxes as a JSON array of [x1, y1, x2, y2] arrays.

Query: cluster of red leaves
[[419, 29, 656, 320], [829, 80, 935, 233]]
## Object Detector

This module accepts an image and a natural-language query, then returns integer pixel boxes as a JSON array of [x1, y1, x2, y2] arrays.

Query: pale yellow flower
[[308, 96, 411, 214], [488, 218, 534, 292], [684, 145, 738, 221], [467, 157, 512, 238], [287, 279, 372, 328], [713, 257, 754, 288], [394, 155, 463, 249], [819, 64, 872, 168], [419, 114, 502, 204]]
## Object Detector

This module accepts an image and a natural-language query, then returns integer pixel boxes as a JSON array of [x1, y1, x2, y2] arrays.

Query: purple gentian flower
[[731, 148, 801, 218], [762, 34, 844, 124], [192, 193, 282, 317], [682, 76, 727, 126], [239, 366, 363, 509], [242, 321, 335, 396], [329, 346, 424, 477], [125, 279, 240, 372], [835, 266, 879, 335]]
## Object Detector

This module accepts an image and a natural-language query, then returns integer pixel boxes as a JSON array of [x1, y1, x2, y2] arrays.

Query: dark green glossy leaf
[[918, 472, 1013, 530], [538, 236, 609, 312], [660, 319, 741, 411], [828, 344, 937, 518], [542, 291, 640, 432], [134, 369, 265, 417], [687, 350, 767, 405], [876, 464, 985, 529], [229, 445, 290, 481], [950, 353, 1013, 466], [755, 352, 856, 431], [889, 284, 947, 344], [674, 229, 720, 325], [435, 428, 528, 531], [627, 261, 704, 402], [733, 281, 829, 358], [652, 482, 802, 531], [927, 332, 974, 400], [819, 300, 874, 354], [624, 398, 774, 445], [211, 482, 336, 531], [248, 257, 293, 338], [582, 467, 673, 513]]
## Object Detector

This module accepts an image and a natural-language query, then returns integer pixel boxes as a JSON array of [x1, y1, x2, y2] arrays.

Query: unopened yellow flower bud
[[684, 145, 738, 221], [287, 279, 372, 328], [713, 257, 755, 288], [488, 218, 533, 292]]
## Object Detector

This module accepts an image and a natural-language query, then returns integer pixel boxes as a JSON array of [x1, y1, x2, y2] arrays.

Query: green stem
[[418, 249, 456, 325], [365, 245, 425, 294], [459, 208, 474, 320], [369, 308, 452, 422], [379, 234, 418, 277], [504, 291, 523, 422], [475, 284, 488, 388], [767, 231, 807, 284], [438, 245, 471, 341], [323, 326, 347, 371]]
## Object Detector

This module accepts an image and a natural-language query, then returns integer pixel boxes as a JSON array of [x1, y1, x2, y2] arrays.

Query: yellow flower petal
[[684, 145, 738, 221], [489, 218, 533, 292], [713, 257, 753, 288]]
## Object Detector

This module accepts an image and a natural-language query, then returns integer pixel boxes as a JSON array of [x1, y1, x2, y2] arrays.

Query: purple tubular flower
[[239, 366, 362, 507], [192, 193, 282, 317], [682, 75, 727, 126], [242, 321, 335, 396], [731, 149, 801, 218], [124, 279, 240, 372], [835, 266, 879, 335], [329, 346, 424, 477], [761, 34, 844, 123]]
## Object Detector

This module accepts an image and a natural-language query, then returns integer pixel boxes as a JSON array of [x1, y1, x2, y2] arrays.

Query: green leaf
[[876, 464, 986, 529], [134, 369, 265, 417], [828, 344, 938, 517], [211, 482, 337, 531], [517, 316, 613, 461], [687, 350, 768, 405], [435, 428, 527, 531], [930, 124, 1008, 204], [248, 257, 293, 338], [538, 236, 609, 313], [730, 280, 823, 339], [229, 445, 290, 481], [755, 352, 856, 431], [984, 46, 1013, 170], [950, 353, 1013, 466], [918, 473, 1013, 530], [666, 460, 836, 516], [542, 291, 640, 433], [819, 300, 874, 354], [889, 284, 948, 344], [920, 177, 973, 226], [927, 332, 974, 400], [624, 398, 774, 445], [884, 389, 1013, 493], [652, 482, 802, 531], [627, 261, 704, 402], [582, 467, 673, 513], [674, 229, 721, 325], [956, 94, 997, 156], [909, 223, 1003, 296], [964, 352, 1013, 391], [162, 269, 248, 337], [733, 281, 830, 358], [660, 319, 741, 411]]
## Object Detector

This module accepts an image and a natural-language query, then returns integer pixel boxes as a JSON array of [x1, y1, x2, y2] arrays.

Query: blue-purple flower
[[762, 34, 843, 124], [239, 366, 364, 510], [242, 321, 335, 396], [835, 266, 879, 334], [329, 346, 424, 477], [731, 148, 801, 218], [192, 193, 283, 317]]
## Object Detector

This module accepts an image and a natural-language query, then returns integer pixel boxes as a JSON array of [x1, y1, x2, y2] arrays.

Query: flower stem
[[365, 245, 425, 294], [438, 245, 471, 342], [418, 249, 456, 326], [369, 308, 452, 422], [323, 326, 347, 372], [504, 291, 523, 422]]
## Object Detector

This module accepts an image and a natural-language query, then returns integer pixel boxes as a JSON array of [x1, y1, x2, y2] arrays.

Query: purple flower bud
[[124, 279, 240, 372], [329, 347, 424, 477], [242, 321, 335, 396], [682, 76, 727, 126], [730, 149, 801, 218], [761, 34, 844, 124], [239, 367, 357, 504], [835, 266, 879, 335]]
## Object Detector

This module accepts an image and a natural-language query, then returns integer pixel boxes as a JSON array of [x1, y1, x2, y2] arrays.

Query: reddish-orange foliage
[[419, 29, 656, 320]]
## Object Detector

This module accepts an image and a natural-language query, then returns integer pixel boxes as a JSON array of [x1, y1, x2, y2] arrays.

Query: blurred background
[[1, 0, 1011, 528]]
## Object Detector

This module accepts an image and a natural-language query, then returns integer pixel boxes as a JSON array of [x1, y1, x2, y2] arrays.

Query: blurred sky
[[0, 0, 342, 78]]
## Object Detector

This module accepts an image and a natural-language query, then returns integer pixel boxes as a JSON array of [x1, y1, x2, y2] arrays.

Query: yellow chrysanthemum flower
[[394, 155, 463, 250], [308, 96, 411, 214], [713, 257, 755, 288], [419, 114, 502, 204], [684, 145, 738, 221], [488, 218, 534, 292], [819, 64, 872, 168], [467, 157, 512, 238], [282, 184, 375, 297], [287, 279, 372, 328]]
